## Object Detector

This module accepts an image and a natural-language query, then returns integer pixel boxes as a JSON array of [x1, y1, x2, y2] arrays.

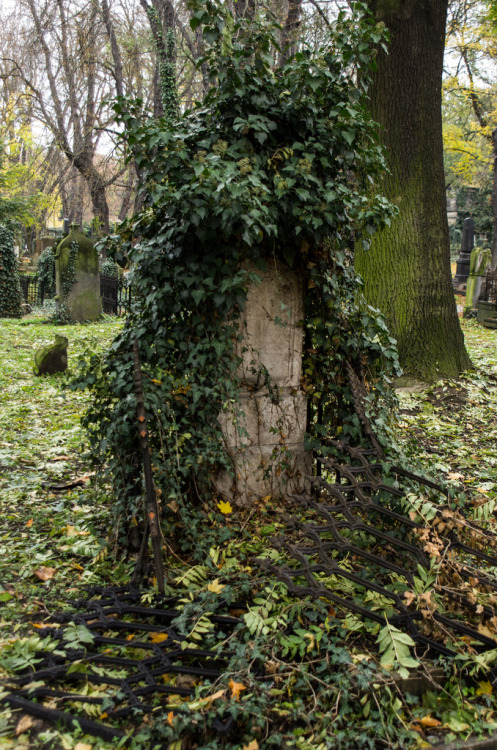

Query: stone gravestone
[[453, 216, 474, 286], [34, 335, 68, 375], [215, 260, 311, 506], [464, 246, 492, 316], [54, 223, 101, 321]]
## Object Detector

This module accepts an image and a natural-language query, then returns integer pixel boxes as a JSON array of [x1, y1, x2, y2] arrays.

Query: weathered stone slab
[[215, 260, 311, 505], [34, 335, 68, 376]]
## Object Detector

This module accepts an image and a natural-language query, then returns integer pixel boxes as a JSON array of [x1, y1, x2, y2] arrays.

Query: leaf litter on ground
[[2, 313, 497, 748]]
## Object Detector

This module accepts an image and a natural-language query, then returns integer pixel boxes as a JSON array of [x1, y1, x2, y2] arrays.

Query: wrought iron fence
[[479, 270, 497, 303], [100, 274, 132, 316], [19, 275, 45, 306]]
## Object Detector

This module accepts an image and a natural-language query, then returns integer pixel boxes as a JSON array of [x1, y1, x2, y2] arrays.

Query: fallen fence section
[[259, 442, 497, 660], [1, 586, 243, 745]]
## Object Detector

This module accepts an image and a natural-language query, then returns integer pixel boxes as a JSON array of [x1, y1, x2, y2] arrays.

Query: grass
[[1, 311, 497, 749]]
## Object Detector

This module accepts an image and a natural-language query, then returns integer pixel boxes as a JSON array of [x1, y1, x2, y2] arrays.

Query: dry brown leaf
[[447, 472, 464, 481], [229, 679, 246, 700], [167, 711, 175, 727], [15, 715, 35, 735], [26, 518, 33, 528], [33, 566, 56, 581]]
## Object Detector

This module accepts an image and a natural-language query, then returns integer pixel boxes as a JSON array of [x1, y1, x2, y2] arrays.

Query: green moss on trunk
[[359, 0, 471, 381]]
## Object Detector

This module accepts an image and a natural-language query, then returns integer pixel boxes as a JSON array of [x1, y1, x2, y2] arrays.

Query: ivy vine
[[36, 245, 56, 301], [51, 241, 78, 324], [0, 224, 22, 319], [74, 2, 399, 551]]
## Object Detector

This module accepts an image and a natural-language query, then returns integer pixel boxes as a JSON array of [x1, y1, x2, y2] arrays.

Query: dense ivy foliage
[[75, 2, 399, 544], [100, 259, 119, 278], [0, 225, 22, 318], [36, 245, 56, 300]]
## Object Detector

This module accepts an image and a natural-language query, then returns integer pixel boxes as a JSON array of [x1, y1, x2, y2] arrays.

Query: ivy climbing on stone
[[74, 1, 399, 552]]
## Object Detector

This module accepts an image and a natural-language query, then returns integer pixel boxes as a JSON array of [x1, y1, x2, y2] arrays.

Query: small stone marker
[[34, 335, 68, 376]]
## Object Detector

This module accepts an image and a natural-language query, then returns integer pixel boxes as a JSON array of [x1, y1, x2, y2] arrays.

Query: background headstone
[[453, 216, 474, 286], [55, 223, 101, 321]]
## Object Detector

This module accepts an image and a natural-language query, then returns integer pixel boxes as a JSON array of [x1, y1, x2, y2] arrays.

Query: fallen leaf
[[26, 518, 33, 528], [16, 715, 35, 735], [207, 579, 225, 594], [447, 472, 464, 481], [74, 743, 93, 750], [242, 741, 259, 750], [150, 632, 168, 643], [229, 679, 246, 700], [33, 566, 56, 581], [217, 500, 233, 515], [167, 711, 175, 727], [477, 624, 495, 639], [420, 715, 441, 727], [167, 500, 179, 512], [476, 680, 493, 696]]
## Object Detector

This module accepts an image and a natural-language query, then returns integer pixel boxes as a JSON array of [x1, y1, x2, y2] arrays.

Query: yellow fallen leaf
[[243, 741, 259, 750], [420, 715, 441, 727], [229, 679, 246, 700], [476, 680, 493, 696], [217, 500, 233, 514], [150, 632, 168, 643], [33, 566, 56, 581], [167, 711, 175, 727], [26, 518, 33, 528], [447, 472, 464, 481], [74, 743, 93, 750], [207, 579, 225, 594], [260, 495, 271, 504]]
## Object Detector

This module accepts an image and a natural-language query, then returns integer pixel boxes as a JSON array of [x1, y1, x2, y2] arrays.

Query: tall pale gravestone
[[55, 223, 101, 321], [216, 260, 311, 506]]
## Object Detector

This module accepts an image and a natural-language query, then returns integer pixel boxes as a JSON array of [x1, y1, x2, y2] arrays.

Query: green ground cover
[[1, 313, 497, 749]]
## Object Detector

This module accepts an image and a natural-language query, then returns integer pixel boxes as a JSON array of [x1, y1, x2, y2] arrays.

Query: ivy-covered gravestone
[[55, 224, 101, 322], [0, 224, 22, 318]]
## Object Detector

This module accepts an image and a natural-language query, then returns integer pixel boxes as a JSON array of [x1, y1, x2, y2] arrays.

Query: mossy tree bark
[[356, 0, 471, 381]]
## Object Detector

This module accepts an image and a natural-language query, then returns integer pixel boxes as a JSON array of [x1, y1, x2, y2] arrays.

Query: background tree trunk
[[356, 0, 471, 381]]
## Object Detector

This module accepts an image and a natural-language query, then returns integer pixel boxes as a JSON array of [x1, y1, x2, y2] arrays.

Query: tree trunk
[[491, 128, 497, 269], [356, 0, 471, 381]]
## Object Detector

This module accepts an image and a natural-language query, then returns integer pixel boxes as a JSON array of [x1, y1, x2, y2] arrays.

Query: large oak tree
[[356, 0, 471, 381]]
